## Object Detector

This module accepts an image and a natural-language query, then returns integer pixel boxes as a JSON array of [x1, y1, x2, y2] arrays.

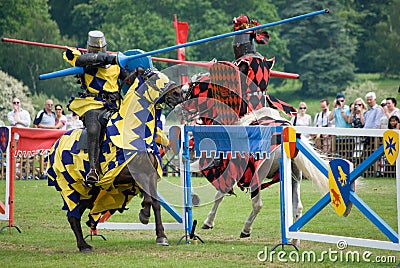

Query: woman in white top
[[291, 102, 312, 140], [54, 104, 67, 130]]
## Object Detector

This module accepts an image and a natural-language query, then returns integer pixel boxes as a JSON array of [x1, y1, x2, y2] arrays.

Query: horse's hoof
[[79, 246, 94, 253], [139, 209, 150, 225], [201, 224, 213, 230], [240, 232, 250, 238], [192, 193, 201, 207], [343, 201, 353, 217], [156, 237, 169, 246], [291, 239, 300, 248]]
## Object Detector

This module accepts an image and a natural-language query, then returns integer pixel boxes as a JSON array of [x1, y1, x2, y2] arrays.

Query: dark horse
[[47, 70, 183, 252]]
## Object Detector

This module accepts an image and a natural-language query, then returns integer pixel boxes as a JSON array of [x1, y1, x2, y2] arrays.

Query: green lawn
[[0, 177, 399, 267]]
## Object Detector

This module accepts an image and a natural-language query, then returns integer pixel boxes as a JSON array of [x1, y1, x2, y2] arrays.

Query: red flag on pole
[[174, 15, 189, 85]]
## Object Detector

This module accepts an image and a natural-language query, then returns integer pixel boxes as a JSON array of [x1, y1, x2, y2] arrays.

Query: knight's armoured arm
[[75, 52, 117, 67]]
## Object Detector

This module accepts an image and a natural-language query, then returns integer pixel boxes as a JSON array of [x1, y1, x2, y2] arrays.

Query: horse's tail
[[292, 147, 329, 194]]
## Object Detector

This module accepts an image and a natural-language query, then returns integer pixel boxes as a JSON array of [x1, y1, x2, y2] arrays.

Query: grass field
[[0, 177, 399, 267]]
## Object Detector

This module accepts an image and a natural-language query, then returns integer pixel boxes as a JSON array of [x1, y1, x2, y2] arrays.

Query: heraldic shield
[[383, 129, 399, 165], [209, 61, 242, 125], [282, 126, 298, 159], [328, 159, 352, 216], [0, 127, 9, 152]]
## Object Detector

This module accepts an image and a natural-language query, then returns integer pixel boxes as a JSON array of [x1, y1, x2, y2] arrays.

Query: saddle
[[76, 129, 88, 151]]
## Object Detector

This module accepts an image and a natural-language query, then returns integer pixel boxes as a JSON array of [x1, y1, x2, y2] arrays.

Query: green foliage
[[0, 0, 35, 36], [0, 0, 70, 99], [0, 70, 66, 126], [0, 70, 35, 125], [278, 1, 357, 97], [366, 0, 400, 76], [0, 0, 398, 102]]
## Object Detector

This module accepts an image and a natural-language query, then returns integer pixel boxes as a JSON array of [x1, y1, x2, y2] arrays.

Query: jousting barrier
[[281, 126, 400, 251]]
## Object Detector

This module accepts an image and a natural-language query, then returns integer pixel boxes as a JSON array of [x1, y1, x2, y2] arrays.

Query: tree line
[[0, 0, 398, 104]]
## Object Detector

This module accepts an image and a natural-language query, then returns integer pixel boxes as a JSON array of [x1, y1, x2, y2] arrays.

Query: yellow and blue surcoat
[[47, 71, 171, 223], [63, 48, 122, 117]]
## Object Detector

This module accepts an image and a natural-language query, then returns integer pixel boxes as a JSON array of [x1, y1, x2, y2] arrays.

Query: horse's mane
[[235, 107, 290, 126]]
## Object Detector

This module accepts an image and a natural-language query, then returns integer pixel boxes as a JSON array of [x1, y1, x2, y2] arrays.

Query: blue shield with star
[[383, 130, 399, 165], [328, 159, 351, 216]]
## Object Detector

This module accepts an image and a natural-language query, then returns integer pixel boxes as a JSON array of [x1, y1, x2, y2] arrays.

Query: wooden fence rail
[[0, 152, 45, 180]]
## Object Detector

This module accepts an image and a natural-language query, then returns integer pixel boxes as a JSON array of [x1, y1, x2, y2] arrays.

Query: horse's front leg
[[139, 190, 152, 225], [292, 179, 303, 221], [202, 190, 225, 229], [151, 193, 169, 246], [240, 192, 262, 238], [67, 193, 100, 253], [68, 215, 93, 253], [291, 166, 303, 247]]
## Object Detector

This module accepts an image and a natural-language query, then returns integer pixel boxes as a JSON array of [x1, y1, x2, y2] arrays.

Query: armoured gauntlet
[[75, 52, 117, 67]]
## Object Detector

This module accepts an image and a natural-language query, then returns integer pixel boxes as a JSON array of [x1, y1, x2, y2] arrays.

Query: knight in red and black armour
[[232, 15, 296, 116]]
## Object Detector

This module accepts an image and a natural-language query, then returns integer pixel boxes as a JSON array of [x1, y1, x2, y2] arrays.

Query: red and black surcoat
[[189, 56, 295, 198]]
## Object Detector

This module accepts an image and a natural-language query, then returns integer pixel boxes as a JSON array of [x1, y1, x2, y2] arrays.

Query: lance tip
[[324, 8, 330, 14]]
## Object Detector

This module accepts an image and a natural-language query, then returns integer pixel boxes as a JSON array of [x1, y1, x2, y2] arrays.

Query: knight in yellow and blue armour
[[63, 30, 127, 184]]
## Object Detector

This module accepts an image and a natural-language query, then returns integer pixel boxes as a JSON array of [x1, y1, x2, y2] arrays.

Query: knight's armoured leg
[[85, 109, 103, 184]]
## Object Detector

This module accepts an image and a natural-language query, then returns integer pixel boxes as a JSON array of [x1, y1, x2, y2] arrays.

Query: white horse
[[198, 108, 329, 243]]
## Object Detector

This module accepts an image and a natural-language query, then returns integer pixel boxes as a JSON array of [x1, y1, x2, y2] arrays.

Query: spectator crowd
[[3, 98, 84, 131]]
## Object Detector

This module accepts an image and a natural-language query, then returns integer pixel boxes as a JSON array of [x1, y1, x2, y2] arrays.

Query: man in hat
[[231, 15, 296, 117], [63, 30, 127, 184]]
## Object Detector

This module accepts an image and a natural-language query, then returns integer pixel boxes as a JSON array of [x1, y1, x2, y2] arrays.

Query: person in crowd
[[378, 99, 387, 129], [348, 98, 367, 157], [328, 93, 352, 128], [313, 98, 332, 153], [66, 112, 84, 130], [314, 99, 332, 128], [7, 97, 31, 128], [291, 102, 312, 141], [388, 115, 400, 129], [34, 103, 67, 130], [380, 97, 400, 129], [362, 92, 384, 151], [363, 92, 384, 129], [380, 99, 387, 108], [63, 30, 127, 184], [54, 104, 67, 130], [33, 99, 56, 128], [328, 93, 352, 157], [348, 97, 367, 128]]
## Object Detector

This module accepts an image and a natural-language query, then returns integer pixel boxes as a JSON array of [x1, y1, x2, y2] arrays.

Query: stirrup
[[85, 168, 99, 184]]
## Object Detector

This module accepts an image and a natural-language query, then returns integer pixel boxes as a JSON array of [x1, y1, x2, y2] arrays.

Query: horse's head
[[135, 70, 183, 107], [163, 83, 184, 107]]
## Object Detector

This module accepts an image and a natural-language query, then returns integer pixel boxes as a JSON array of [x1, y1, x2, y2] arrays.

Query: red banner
[[174, 15, 189, 85], [174, 21, 189, 45], [13, 127, 66, 157]]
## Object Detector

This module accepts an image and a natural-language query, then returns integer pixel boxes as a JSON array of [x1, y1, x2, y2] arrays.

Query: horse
[[47, 69, 183, 252], [179, 69, 328, 245]]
